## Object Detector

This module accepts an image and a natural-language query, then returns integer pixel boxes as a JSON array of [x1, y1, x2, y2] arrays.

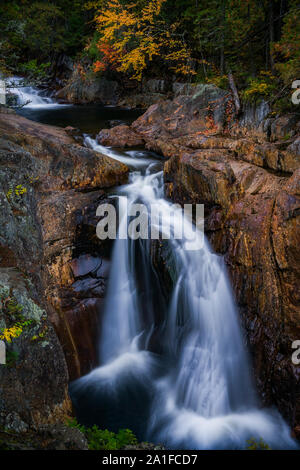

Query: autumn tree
[[92, 0, 195, 80]]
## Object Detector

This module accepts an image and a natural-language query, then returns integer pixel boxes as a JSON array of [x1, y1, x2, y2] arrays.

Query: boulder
[[98, 124, 145, 147]]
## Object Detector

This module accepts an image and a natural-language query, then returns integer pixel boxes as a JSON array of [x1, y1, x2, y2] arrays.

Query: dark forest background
[[0, 1, 299, 109]]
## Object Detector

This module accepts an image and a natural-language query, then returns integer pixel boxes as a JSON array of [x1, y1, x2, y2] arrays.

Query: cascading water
[[70, 137, 297, 450], [7, 76, 67, 109]]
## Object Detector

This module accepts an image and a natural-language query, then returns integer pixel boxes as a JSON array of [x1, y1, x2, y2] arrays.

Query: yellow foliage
[[242, 73, 277, 102], [6, 184, 27, 201], [93, 0, 195, 80], [0, 325, 23, 343]]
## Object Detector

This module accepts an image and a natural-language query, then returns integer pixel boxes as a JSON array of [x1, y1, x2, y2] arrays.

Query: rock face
[[164, 153, 300, 428], [56, 68, 120, 105], [98, 84, 234, 155], [0, 268, 70, 429], [97, 85, 300, 435], [0, 111, 128, 442], [57, 73, 225, 108]]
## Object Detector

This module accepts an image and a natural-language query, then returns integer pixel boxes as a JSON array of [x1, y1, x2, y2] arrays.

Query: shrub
[[66, 418, 138, 450], [241, 72, 277, 103], [246, 437, 271, 450], [19, 60, 50, 80]]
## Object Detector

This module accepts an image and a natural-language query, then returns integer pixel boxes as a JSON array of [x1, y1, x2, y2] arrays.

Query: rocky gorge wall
[[97, 84, 300, 438], [55, 67, 206, 109], [0, 108, 128, 448], [0, 81, 299, 446]]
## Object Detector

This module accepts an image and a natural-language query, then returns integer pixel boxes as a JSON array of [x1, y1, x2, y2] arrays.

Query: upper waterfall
[[6, 77, 66, 109]]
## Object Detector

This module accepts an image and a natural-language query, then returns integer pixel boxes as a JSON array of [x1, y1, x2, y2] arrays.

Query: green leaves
[[66, 418, 138, 450]]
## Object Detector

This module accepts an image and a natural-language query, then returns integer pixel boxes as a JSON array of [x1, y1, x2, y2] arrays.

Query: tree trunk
[[220, 0, 226, 74], [228, 71, 241, 114], [268, 0, 275, 72]]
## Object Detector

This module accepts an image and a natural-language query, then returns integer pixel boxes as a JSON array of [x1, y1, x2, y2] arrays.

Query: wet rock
[[5, 412, 28, 434], [0, 104, 16, 114], [98, 124, 145, 147], [99, 85, 233, 152], [106, 119, 126, 128], [238, 100, 270, 136], [70, 254, 102, 278], [50, 54, 74, 83], [233, 139, 300, 173], [64, 125, 81, 137], [0, 268, 71, 430], [165, 149, 240, 210], [118, 93, 166, 109], [124, 442, 165, 450], [133, 85, 232, 138], [287, 136, 300, 156]]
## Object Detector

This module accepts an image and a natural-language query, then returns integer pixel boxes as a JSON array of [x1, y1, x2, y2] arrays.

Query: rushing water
[[15, 82, 297, 449], [70, 138, 297, 450], [7, 76, 66, 109]]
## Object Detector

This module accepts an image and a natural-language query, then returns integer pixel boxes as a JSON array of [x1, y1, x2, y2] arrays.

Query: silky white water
[[70, 137, 297, 450], [7, 76, 69, 109]]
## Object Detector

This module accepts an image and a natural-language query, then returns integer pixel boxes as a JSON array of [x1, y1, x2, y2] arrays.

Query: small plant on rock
[[246, 437, 271, 450], [66, 418, 138, 450]]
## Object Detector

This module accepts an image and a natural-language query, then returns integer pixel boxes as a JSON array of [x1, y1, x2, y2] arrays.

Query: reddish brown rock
[[232, 139, 300, 174], [97, 85, 234, 153], [98, 124, 145, 147], [164, 144, 300, 429], [115, 90, 300, 432], [0, 113, 128, 387]]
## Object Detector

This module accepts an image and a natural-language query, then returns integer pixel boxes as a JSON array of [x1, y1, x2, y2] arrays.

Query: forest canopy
[[0, 0, 299, 106]]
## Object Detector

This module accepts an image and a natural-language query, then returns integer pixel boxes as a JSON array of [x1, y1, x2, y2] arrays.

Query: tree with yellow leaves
[[93, 0, 195, 81]]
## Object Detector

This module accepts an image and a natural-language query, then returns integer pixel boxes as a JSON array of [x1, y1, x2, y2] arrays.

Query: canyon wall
[[0, 109, 128, 447], [98, 84, 300, 437]]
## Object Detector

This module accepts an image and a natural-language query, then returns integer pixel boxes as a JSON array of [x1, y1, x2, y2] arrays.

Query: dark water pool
[[17, 104, 143, 134]]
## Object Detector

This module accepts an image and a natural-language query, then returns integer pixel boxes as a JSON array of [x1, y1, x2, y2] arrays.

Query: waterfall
[[70, 137, 297, 450], [7, 77, 67, 109]]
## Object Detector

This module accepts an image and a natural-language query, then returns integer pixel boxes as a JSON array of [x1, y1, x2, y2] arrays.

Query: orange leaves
[[92, 0, 195, 81], [94, 60, 105, 73], [94, 41, 120, 73]]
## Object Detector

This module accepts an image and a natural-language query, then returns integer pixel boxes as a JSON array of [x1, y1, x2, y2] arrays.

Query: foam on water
[[70, 137, 298, 450], [7, 76, 70, 109]]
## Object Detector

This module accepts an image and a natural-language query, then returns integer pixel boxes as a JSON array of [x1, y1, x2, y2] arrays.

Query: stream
[[12, 79, 297, 450]]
